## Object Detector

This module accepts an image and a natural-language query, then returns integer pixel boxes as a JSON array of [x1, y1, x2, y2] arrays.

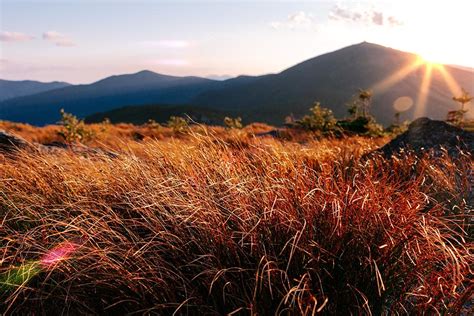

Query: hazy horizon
[[1, 0, 473, 84]]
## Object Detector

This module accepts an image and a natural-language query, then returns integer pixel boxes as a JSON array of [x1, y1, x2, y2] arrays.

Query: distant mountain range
[[0, 71, 266, 125], [192, 42, 474, 126], [1, 42, 473, 126], [0, 79, 71, 102]]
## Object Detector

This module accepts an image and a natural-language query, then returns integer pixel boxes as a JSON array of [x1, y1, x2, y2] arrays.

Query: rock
[[0, 129, 34, 153], [40, 142, 119, 158], [255, 130, 281, 138], [377, 118, 473, 158], [0, 130, 118, 158], [66, 144, 119, 158]]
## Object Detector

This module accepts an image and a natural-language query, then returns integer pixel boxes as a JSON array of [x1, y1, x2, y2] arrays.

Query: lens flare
[[1, 240, 82, 291], [0, 262, 41, 289], [371, 55, 465, 119], [393, 96, 414, 112], [40, 241, 79, 268]]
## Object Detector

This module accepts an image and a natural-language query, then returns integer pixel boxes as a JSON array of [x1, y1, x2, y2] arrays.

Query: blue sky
[[1, 0, 473, 83]]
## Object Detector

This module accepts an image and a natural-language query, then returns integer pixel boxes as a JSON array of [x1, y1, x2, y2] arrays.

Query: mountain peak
[[134, 70, 160, 76], [357, 41, 380, 47], [349, 41, 392, 51]]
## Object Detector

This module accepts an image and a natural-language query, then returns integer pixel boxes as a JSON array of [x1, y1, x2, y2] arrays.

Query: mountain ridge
[[0, 79, 71, 102], [1, 42, 473, 126], [192, 42, 474, 125]]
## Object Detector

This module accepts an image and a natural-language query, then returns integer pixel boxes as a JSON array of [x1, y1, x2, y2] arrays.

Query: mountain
[[2, 42, 474, 126], [0, 79, 71, 102], [450, 65, 474, 72], [0, 71, 223, 125], [206, 75, 234, 81], [192, 42, 474, 126]]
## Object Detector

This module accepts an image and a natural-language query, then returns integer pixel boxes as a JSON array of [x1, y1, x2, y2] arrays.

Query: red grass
[[0, 123, 472, 314]]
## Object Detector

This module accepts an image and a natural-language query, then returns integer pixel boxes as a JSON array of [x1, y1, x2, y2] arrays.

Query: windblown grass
[[0, 126, 472, 314]]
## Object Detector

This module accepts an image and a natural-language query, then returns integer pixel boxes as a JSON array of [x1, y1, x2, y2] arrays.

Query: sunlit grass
[[0, 124, 472, 314]]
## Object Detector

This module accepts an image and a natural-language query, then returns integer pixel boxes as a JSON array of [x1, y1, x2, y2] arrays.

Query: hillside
[[85, 104, 234, 125], [0, 71, 224, 125], [193, 42, 474, 125], [0, 79, 71, 102]]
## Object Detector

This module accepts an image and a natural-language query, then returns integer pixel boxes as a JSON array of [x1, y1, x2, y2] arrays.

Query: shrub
[[386, 115, 410, 135], [167, 116, 189, 133], [338, 89, 384, 137], [451, 88, 472, 125], [57, 109, 94, 143], [145, 119, 162, 129], [346, 89, 373, 119], [297, 102, 338, 133], [223, 116, 243, 129], [99, 118, 111, 133]]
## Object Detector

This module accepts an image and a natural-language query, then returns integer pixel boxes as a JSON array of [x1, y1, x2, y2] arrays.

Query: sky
[[1, 0, 473, 84]]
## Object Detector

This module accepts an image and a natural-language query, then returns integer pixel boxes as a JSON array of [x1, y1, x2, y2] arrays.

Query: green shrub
[[167, 116, 189, 133], [146, 119, 162, 129], [57, 109, 94, 143], [365, 117, 384, 136], [223, 116, 243, 129], [297, 102, 338, 133], [337, 116, 384, 136], [338, 89, 384, 136]]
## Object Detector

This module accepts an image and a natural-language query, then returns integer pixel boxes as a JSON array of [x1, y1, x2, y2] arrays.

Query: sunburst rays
[[370, 55, 467, 118], [370, 58, 424, 94], [437, 65, 462, 97], [414, 63, 433, 117]]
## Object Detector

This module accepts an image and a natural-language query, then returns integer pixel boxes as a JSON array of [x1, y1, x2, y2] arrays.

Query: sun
[[371, 51, 463, 118], [418, 53, 444, 66]]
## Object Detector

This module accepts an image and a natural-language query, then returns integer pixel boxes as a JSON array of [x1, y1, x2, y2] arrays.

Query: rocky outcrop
[[378, 118, 473, 158], [0, 130, 118, 158], [0, 130, 34, 153]]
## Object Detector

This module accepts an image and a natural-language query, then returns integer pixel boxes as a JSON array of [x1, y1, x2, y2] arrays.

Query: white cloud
[[43, 31, 76, 47], [0, 31, 35, 42], [372, 12, 384, 26], [329, 5, 403, 27], [270, 11, 314, 30]]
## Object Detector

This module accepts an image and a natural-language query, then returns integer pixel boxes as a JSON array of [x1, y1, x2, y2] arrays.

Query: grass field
[[0, 121, 472, 314]]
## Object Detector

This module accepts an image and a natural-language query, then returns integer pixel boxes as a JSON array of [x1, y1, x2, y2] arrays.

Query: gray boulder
[[378, 118, 473, 158]]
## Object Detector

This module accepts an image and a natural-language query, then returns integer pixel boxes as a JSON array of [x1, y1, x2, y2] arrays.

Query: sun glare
[[371, 52, 464, 118], [418, 54, 444, 67]]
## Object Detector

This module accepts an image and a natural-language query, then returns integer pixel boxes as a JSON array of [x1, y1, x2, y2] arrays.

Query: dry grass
[[0, 123, 472, 314]]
